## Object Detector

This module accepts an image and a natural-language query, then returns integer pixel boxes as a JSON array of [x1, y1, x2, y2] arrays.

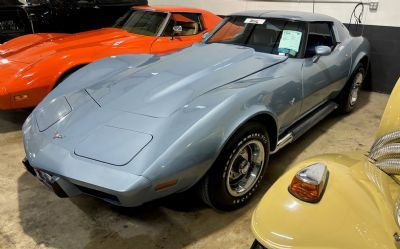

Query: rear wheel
[[199, 122, 270, 210], [337, 64, 365, 113]]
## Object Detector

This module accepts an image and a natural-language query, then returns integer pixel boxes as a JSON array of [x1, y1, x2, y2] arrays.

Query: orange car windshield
[[207, 16, 306, 58], [114, 10, 168, 36]]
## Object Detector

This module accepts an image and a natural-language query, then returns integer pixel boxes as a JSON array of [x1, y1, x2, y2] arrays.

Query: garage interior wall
[[149, 0, 400, 93]]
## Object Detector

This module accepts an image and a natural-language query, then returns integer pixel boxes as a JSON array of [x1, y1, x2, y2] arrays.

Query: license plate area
[[33, 168, 58, 188]]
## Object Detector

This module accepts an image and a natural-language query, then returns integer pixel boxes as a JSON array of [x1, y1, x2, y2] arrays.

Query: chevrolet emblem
[[53, 132, 64, 139]]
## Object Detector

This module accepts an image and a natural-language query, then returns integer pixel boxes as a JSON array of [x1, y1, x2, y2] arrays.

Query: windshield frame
[[113, 9, 171, 37], [204, 16, 309, 59]]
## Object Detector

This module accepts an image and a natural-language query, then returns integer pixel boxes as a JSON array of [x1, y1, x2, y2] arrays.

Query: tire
[[199, 122, 270, 211], [336, 63, 365, 113]]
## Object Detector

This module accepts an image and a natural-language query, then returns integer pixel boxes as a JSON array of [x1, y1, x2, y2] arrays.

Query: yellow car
[[251, 78, 400, 249]]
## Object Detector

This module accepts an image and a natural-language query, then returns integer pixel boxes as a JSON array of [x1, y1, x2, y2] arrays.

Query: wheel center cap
[[240, 161, 250, 174]]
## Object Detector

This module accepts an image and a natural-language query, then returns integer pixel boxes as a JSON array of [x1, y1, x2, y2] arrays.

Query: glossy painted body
[[22, 11, 369, 207], [251, 79, 400, 249], [0, 5, 221, 109]]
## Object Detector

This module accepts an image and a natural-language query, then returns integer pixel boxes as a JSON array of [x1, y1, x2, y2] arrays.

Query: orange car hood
[[0, 28, 148, 64]]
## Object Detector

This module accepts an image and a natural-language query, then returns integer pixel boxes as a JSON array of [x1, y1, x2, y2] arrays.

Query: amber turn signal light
[[155, 179, 178, 191], [288, 163, 329, 203], [14, 94, 29, 101]]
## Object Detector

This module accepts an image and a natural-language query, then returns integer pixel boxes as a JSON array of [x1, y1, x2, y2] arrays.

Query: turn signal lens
[[288, 163, 329, 203], [14, 94, 29, 101], [155, 179, 178, 191]]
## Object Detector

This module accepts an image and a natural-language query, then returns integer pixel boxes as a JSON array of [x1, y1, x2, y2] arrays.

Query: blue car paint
[[22, 11, 370, 207]]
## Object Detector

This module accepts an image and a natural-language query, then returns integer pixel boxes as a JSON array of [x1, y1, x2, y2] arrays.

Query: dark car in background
[[0, 0, 148, 43]]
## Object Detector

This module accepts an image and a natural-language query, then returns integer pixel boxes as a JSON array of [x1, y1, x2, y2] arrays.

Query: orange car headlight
[[288, 163, 329, 203]]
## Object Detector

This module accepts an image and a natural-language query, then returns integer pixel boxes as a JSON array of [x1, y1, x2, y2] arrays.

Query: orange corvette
[[0, 6, 221, 109]]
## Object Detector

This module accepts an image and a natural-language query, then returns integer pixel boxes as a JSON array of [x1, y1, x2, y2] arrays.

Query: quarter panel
[[350, 36, 370, 73]]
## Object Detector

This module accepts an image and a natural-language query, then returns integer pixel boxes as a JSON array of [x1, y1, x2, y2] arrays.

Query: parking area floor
[[0, 91, 389, 249]]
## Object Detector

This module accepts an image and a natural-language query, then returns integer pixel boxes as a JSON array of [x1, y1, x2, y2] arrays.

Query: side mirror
[[202, 32, 210, 40], [315, 45, 332, 56], [313, 45, 331, 63]]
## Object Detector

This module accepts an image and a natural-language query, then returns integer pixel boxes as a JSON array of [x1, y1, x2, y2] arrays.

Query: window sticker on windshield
[[244, 18, 266, 24], [278, 30, 302, 55]]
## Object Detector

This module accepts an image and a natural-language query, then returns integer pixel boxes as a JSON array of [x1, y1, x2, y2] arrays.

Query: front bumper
[[22, 157, 153, 207], [23, 158, 70, 198]]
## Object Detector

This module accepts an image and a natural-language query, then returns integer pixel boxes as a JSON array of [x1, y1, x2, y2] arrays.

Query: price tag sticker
[[244, 18, 266, 25], [278, 30, 303, 53]]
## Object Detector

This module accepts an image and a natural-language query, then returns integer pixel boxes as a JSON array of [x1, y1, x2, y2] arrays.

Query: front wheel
[[199, 122, 270, 210], [337, 64, 365, 113]]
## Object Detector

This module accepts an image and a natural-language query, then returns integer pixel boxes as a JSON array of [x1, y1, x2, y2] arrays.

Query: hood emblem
[[53, 132, 64, 139]]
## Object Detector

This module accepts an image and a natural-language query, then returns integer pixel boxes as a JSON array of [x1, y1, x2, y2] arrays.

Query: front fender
[[10, 53, 93, 95], [137, 83, 279, 190], [251, 152, 400, 249]]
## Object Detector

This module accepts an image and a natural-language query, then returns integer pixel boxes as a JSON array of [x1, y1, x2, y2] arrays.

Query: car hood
[[30, 43, 286, 166], [0, 28, 146, 64], [84, 43, 287, 117]]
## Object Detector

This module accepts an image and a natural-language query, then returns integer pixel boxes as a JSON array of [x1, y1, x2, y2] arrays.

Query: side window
[[207, 17, 306, 58], [162, 13, 204, 37], [305, 22, 336, 58]]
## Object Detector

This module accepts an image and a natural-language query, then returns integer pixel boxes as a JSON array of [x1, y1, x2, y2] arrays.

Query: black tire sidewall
[[205, 122, 270, 210], [338, 64, 365, 113]]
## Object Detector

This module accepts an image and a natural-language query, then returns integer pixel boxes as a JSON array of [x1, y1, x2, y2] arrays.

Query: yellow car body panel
[[252, 79, 400, 249], [377, 79, 400, 137]]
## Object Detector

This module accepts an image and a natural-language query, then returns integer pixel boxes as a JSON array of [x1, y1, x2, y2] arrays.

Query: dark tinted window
[[305, 22, 335, 57], [309, 22, 332, 36], [0, 9, 29, 33], [114, 10, 167, 36], [207, 16, 306, 58], [162, 13, 203, 36]]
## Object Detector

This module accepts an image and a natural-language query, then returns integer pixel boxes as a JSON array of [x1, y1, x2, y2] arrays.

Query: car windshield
[[207, 16, 306, 58], [114, 9, 168, 36]]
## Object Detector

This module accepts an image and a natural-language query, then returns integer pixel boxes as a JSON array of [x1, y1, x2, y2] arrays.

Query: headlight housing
[[288, 163, 329, 203], [36, 96, 71, 131]]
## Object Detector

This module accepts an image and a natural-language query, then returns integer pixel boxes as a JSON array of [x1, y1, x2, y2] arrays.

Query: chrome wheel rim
[[350, 72, 363, 106], [226, 140, 265, 197]]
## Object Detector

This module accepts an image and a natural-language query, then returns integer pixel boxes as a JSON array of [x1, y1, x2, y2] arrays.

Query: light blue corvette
[[22, 11, 369, 210]]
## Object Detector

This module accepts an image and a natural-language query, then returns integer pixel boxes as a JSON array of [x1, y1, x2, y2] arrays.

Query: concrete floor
[[0, 91, 389, 249]]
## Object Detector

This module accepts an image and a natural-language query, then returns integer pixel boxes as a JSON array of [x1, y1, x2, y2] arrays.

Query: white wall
[[149, 0, 400, 27]]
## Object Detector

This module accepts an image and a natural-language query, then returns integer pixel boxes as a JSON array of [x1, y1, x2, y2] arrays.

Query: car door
[[151, 12, 204, 54], [300, 22, 352, 115], [242, 18, 306, 131]]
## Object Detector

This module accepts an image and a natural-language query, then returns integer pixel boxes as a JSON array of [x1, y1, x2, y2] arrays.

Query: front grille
[[75, 185, 120, 204]]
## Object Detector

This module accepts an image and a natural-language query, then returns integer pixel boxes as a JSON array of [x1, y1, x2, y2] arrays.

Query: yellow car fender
[[252, 152, 400, 249], [377, 79, 400, 137]]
